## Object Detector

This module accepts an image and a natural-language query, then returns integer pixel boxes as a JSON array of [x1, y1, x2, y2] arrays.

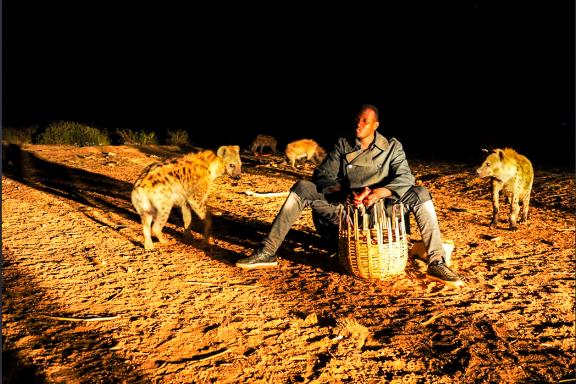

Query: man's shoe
[[236, 249, 278, 269], [426, 261, 464, 288]]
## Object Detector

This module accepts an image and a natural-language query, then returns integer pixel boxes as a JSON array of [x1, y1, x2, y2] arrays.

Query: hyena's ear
[[495, 148, 505, 161], [216, 146, 227, 158], [232, 145, 240, 154]]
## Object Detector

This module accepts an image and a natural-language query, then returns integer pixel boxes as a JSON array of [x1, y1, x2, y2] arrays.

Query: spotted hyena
[[285, 139, 326, 168], [131, 145, 241, 249], [250, 134, 277, 155], [476, 148, 534, 230]]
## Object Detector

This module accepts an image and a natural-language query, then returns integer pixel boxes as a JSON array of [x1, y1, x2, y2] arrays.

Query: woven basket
[[338, 200, 409, 280]]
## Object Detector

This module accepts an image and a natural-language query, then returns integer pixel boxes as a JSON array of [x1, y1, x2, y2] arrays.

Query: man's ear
[[374, 122, 380, 130]]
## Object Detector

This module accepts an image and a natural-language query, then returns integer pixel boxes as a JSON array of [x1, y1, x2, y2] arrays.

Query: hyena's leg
[[509, 194, 520, 230], [181, 203, 193, 242], [141, 213, 154, 250], [152, 205, 172, 244], [188, 199, 212, 245], [203, 210, 212, 245], [490, 182, 502, 228], [520, 191, 531, 224]]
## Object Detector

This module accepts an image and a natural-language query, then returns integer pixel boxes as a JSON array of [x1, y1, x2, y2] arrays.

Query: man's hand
[[348, 187, 371, 207], [356, 187, 394, 207]]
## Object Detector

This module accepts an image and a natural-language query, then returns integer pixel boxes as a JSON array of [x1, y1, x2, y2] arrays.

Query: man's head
[[355, 104, 380, 141]]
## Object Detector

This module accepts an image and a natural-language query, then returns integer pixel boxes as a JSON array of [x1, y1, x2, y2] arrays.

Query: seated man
[[236, 104, 463, 287]]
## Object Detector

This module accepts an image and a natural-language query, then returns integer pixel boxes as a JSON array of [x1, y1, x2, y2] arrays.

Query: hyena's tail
[[131, 188, 157, 217]]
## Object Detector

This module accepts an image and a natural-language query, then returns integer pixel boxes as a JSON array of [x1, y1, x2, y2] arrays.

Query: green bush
[[37, 121, 110, 146], [117, 129, 158, 145], [166, 129, 189, 146], [3, 125, 39, 144]]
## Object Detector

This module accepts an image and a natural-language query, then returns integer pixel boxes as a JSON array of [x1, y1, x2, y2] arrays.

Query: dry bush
[[36, 121, 109, 146], [116, 129, 157, 145], [3, 125, 39, 144], [166, 129, 189, 146]]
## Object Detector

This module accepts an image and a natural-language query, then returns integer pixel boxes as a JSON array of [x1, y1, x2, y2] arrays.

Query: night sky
[[4, 2, 574, 168]]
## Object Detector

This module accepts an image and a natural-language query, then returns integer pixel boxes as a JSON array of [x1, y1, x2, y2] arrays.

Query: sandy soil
[[2, 144, 574, 383]]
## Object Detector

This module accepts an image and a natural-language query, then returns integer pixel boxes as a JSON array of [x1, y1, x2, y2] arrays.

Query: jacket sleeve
[[312, 139, 345, 193], [374, 139, 415, 198]]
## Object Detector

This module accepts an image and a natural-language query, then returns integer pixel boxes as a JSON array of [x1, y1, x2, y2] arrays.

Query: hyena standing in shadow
[[476, 148, 534, 230], [131, 145, 241, 250], [250, 134, 277, 155]]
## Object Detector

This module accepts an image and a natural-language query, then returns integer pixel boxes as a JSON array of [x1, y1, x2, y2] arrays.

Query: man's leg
[[399, 186, 463, 287], [236, 180, 338, 269], [399, 186, 445, 264]]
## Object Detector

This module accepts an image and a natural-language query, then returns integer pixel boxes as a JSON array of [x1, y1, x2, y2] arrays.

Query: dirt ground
[[2, 144, 574, 383]]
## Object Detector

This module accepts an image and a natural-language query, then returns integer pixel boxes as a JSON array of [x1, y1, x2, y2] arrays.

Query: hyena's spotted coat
[[285, 139, 326, 168], [131, 146, 241, 249], [476, 148, 533, 230]]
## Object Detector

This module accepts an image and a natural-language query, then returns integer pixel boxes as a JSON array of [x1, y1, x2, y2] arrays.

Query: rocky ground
[[2, 144, 574, 383]]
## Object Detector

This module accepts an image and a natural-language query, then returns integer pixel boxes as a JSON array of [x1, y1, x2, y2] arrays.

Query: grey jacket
[[312, 132, 415, 199]]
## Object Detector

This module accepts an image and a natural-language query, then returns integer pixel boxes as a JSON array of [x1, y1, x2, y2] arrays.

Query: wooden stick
[[421, 312, 445, 326], [244, 190, 289, 197], [289, 355, 309, 361], [547, 193, 569, 198], [400, 203, 406, 236], [192, 348, 230, 362]]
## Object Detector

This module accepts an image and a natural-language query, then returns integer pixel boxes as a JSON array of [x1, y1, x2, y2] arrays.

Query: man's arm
[[361, 186, 393, 207], [312, 139, 345, 193], [369, 139, 415, 202]]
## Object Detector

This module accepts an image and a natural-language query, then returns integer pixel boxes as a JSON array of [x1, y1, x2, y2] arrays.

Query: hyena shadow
[[3, 144, 137, 221], [3, 146, 337, 272], [1, 145, 198, 245]]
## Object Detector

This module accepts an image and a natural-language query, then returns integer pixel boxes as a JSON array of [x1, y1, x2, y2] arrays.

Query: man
[[236, 104, 463, 287]]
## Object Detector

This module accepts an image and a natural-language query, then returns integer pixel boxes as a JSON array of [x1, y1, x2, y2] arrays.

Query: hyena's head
[[314, 146, 327, 164], [217, 145, 242, 179], [476, 149, 504, 178]]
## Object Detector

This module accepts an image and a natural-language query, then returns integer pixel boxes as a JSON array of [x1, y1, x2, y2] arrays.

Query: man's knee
[[404, 186, 433, 205], [291, 179, 319, 199]]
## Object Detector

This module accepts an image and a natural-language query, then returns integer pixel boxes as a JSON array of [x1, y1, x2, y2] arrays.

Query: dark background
[[3, 2, 575, 168]]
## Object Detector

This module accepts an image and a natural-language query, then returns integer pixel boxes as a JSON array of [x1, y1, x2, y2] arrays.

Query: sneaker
[[236, 249, 278, 269], [426, 261, 464, 288]]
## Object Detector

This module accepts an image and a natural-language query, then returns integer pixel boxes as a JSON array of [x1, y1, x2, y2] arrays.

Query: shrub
[[166, 129, 189, 146], [36, 121, 110, 146], [116, 129, 158, 145], [116, 129, 138, 145], [2, 125, 39, 144]]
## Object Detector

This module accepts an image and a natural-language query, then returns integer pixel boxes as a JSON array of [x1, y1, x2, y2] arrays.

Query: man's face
[[355, 108, 380, 140]]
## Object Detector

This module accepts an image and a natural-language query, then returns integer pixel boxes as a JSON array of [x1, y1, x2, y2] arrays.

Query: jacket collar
[[345, 132, 390, 163], [373, 132, 389, 151]]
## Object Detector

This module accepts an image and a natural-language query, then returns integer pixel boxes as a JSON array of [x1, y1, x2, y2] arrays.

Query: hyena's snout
[[476, 166, 489, 178], [228, 164, 242, 179]]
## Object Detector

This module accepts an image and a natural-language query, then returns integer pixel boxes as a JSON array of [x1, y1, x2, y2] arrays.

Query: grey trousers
[[261, 180, 447, 264]]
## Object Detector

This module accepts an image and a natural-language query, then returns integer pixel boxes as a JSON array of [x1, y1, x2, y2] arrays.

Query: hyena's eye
[[485, 162, 490, 167], [229, 163, 236, 169]]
